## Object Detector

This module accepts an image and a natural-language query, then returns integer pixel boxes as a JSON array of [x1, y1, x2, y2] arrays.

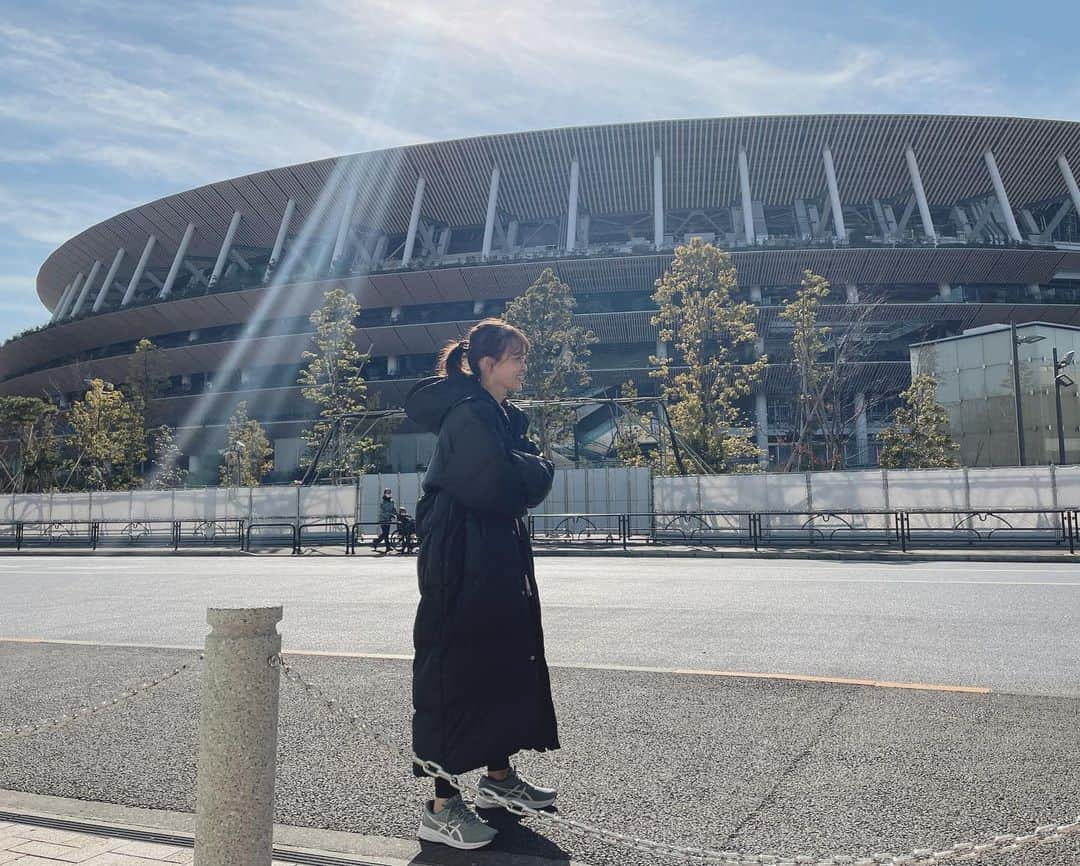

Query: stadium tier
[[6, 114, 1080, 477]]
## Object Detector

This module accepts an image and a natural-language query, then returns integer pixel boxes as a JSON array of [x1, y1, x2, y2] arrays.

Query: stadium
[[4, 113, 1080, 480]]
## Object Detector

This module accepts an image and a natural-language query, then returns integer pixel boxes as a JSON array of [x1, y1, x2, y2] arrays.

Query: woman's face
[[480, 342, 527, 395]]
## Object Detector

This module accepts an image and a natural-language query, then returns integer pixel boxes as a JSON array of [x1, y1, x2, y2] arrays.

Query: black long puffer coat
[[405, 374, 559, 776]]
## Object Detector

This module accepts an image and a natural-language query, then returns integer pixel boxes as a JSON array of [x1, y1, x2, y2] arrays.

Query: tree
[[0, 396, 60, 493], [126, 338, 169, 414], [146, 425, 187, 489], [650, 239, 766, 473], [219, 401, 273, 487], [878, 373, 960, 469], [297, 287, 382, 479], [503, 268, 597, 456], [125, 338, 169, 473], [780, 271, 832, 470], [611, 380, 649, 467], [780, 272, 892, 471], [65, 379, 145, 490]]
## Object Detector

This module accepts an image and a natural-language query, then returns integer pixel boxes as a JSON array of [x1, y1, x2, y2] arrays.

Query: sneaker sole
[[473, 791, 557, 810], [417, 822, 496, 850]]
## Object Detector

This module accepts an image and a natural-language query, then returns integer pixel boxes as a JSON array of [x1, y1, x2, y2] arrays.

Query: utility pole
[[1053, 347, 1075, 464]]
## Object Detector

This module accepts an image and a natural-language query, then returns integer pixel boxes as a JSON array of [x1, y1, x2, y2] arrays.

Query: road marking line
[[0, 637, 991, 694]]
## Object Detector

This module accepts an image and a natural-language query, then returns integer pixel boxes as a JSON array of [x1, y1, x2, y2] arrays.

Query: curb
[[532, 547, 1080, 563], [0, 790, 586, 866]]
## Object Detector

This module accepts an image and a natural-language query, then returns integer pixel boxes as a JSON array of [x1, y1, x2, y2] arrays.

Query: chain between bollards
[[0, 654, 204, 741]]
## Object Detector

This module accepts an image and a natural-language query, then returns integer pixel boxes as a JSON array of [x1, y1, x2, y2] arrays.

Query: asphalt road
[[1, 556, 1078, 865], [1, 556, 1078, 695]]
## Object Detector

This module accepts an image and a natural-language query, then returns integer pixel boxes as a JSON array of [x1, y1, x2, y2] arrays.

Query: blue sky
[[2, 0, 1079, 338]]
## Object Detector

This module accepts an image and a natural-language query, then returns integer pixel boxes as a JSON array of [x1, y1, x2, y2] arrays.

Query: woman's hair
[[437, 318, 529, 379]]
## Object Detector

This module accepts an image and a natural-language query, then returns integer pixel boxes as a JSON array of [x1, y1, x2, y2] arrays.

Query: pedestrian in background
[[372, 487, 396, 553]]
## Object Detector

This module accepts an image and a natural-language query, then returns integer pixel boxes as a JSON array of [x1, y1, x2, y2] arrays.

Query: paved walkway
[[0, 820, 194, 865]]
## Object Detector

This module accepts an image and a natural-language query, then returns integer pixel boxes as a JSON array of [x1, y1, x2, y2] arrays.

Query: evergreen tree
[[878, 373, 960, 469], [780, 271, 832, 470], [503, 268, 597, 456], [650, 239, 766, 473], [147, 425, 188, 489], [0, 396, 60, 493], [219, 401, 273, 487], [612, 380, 649, 467], [297, 287, 381, 479], [65, 379, 145, 490]]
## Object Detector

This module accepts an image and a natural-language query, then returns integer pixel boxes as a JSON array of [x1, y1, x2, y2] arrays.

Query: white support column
[[938, 282, 952, 299], [738, 146, 756, 245], [403, 176, 425, 266], [565, 157, 580, 252], [122, 235, 157, 307], [69, 259, 102, 317], [92, 248, 126, 312], [265, 199, 296, 281], [58, 272, 85, 319], [653, 151, 664, 251], [755, 392, 769, 468], [160, 223, 195, 298], [904, 145, 937, 242], [983, 149, 1023, 242], [845, 283, 859, 304], [482, 165, 501, 260], [386, 355, 399, 376], [822, 145, 846, 241], [210, 212, 242, 288], [330, 189, 356, 272], [749, 285, 763, 302], [472, 300, 485, 316], [854, 392, 869, 466], [655, 337, 668, 360], [1058, 154, 1080, 220], [50, 280, 75, 323], [372, 234, 388, 267]]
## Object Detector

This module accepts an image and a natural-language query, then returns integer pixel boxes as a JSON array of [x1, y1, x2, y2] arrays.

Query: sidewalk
[[0, 790, 586, 866]]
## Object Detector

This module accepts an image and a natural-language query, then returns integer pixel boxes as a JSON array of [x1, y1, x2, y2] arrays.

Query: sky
[[2, 0, 1080, 339]]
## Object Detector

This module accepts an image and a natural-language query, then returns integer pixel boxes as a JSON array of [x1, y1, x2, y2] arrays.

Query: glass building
[[4, 114, 1080, 480]]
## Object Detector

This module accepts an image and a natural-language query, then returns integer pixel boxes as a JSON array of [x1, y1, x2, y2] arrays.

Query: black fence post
[[15, 522, 22, 551], [752, 513, 760, 551]]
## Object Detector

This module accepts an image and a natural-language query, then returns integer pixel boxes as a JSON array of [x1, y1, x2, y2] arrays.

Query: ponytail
[[436, 319, 530, 380], [436, 340, 470, 378]]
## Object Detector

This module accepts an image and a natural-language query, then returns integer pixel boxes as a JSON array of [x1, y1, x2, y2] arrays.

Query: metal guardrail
[[0, 509, 1075, 554], [530, 508, 1080, 553], [298, 521, 351, 554], [245, 522, 299, 553]]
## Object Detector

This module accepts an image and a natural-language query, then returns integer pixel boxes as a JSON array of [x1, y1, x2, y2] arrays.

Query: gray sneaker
[[417, 795, 498, 850], [474, 766, 557, 810]]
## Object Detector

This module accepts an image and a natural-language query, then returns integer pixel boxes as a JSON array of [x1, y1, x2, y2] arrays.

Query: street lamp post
[[1053, 347, 1075, 465], [1010, 322, 1045, 466]]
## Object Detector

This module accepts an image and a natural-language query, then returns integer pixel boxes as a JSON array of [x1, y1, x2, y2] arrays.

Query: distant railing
[[0, 508, 1075, 554]]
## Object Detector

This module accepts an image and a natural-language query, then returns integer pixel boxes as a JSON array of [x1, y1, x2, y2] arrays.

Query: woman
[[405, 318, 559, 850]]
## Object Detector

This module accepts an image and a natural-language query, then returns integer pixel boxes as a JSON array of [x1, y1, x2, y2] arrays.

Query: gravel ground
[[1, 641, 1078, 866]]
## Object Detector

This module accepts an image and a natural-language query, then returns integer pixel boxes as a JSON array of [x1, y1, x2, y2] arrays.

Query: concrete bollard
[[195, 606, 282, 866]]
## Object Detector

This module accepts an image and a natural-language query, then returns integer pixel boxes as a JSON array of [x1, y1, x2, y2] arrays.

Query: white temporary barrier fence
[[654, 464, 1080, 532], [2, 467, 653, 528]]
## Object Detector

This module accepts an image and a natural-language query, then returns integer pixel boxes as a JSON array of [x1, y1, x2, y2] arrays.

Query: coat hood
[[404, 375, 485, 434]]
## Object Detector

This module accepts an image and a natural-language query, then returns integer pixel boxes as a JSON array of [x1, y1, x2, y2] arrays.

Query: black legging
[[434, 756, 510, 799], [374, 522, 392, 551]]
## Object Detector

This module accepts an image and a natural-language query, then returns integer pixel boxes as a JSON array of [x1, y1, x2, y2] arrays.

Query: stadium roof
[[38, 114, 1080, 308]]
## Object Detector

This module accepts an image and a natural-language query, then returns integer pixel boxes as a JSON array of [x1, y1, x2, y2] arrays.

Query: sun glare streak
[[155, 49, 413, 485]]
